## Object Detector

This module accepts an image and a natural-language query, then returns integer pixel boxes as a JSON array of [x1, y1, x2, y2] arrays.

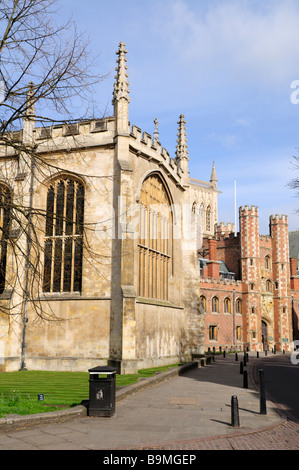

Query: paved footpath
[[0, 353, 298, 451]]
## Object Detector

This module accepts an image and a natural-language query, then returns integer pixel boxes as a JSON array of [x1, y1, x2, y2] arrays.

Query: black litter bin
[[88, 366, 116, 417]]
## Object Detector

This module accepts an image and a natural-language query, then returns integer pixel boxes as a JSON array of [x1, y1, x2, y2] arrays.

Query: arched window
[[265, 255, 271, 270], [0, 185, 11, 294], [211, 296, 219, 313], [199, 295, 206, 312], [266, 279, 272, 293], [236, 326, 242, 341], [236, 298, 242, 314], [138, 174, 172, 300], [43, 176, 84, 293], [224, 297, 231, 313]]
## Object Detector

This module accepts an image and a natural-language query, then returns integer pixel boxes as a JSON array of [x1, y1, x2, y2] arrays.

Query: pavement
[[0, 352, 299, 451]]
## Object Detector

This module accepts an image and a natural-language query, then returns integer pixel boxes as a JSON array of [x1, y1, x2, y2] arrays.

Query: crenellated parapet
[[129, 124, 184, 187], [270, 214, 288, 225], [216, 222, 235, 238], [200, 277, 242, 287], [1, 118, 117, 157], [239, 205, 259, 217]]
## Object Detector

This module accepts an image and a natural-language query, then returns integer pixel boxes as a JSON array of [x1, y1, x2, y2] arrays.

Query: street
[[252, 353, 299, 421]]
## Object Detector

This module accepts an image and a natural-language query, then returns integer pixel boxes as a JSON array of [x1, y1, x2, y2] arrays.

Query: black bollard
[[257, 351, 259, 358], [265, 350, 267, 356], [223, 350, 226, 358], [231, 395, 240, 427], [243, 355, 247, 367], [243, 370, 248, 388], [235, 352, 238, 361], [240, 360, 244, 374], [246, 353, 249, 362], [259, 369, 267, 415]]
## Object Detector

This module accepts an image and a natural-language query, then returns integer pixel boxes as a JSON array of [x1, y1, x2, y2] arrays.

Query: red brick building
[[200, 205, 296, 353]]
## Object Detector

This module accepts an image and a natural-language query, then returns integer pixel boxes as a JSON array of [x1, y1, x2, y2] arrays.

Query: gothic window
[[43, 176, 84, 293], [236, 298, 242, 314], [199, 295, 206, 312], [211, 296, 219, 313], [206, 205, 211, 232], [224, 297, 231, 313], [265, 256, 270, 270], [266, 279, 272, 292], [0, 185, 11, 294], [138, 174, 172, 300], [236, 326, 242, 341]]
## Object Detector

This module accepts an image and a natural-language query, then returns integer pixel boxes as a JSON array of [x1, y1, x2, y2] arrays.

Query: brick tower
[[270, 214, 293, 351], [239, 205, 262, 351]]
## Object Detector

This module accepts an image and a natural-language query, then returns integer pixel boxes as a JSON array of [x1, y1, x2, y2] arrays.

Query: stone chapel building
[[0, 42, 295, 374], [0, 42, 218, 373]]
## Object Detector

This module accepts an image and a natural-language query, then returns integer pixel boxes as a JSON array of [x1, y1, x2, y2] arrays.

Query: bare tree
[[0, 0, 112, 370], [289, 155, 299, 201], [0, 0, 103, 131]]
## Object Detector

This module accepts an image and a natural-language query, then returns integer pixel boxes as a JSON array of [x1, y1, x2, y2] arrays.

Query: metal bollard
[[243, 354, 247, 367], [223, 350, 226, 358], [240, 360, 244, 374], [235, 352, 238, 361], [231, 395, 240, 427], [243, 370, 248, 388], [257, 351, 259, 358], [259, 369, 267, 415]]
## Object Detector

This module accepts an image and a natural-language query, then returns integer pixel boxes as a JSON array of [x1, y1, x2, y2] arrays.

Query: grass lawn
[[0, 363, 180, 417]]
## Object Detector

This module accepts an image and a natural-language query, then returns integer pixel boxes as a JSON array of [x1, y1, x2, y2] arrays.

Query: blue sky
[[59, 0, 299, 234]]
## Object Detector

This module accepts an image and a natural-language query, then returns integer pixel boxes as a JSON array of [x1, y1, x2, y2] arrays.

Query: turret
[[269, 214, 292, 350]]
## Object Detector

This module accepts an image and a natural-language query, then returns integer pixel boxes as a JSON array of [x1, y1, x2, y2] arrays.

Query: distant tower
[[175, 115, 189, 187], [113, 42, 130, 135], [239, 205, 261, 351], [270, 214, 293, 351]]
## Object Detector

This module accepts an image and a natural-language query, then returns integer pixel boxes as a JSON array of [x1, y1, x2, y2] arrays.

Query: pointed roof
[[113, 42, 130, 104], [210, 161, 217, 183], [175, 114, 189, 161]]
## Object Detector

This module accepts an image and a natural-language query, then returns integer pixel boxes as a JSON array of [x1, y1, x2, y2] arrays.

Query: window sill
[[136, 297, 184, 309], [37, 293, 111, 301]]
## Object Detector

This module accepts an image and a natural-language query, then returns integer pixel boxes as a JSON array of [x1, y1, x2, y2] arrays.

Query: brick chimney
[[290, 258, 299, 290], [290, 258, 297, 277], [207, 238, 220, 278]]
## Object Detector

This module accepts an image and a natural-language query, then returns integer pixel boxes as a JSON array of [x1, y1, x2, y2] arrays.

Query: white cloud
[[155, 0, 299, 90], [236, 118, 250, 127], [207, 132, 239, 149]]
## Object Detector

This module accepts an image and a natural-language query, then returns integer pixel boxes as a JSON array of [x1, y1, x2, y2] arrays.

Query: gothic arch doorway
[[261, 320, 268, 351]]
